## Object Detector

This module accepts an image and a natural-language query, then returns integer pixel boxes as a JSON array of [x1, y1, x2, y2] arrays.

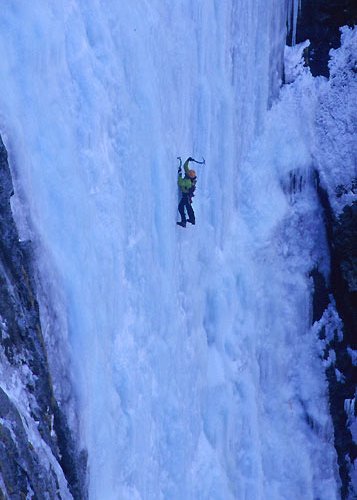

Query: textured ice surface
[[0, 2, 343, 499]]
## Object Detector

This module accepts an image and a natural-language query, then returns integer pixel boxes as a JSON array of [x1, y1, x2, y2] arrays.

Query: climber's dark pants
[[178, 194, 195, 223]]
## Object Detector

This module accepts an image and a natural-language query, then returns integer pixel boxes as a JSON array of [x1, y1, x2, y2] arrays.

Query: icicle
[[287, 0, 292, 37], [292, 0, 299, 45], [288, 0, 300, 45]]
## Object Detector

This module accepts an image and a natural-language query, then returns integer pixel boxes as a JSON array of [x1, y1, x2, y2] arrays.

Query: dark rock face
[[0, 135, 86, 499], [288, 0, 357, 76], [314, 174, 357, 500], [0, 387, 60, 497], [333, 203, 357, 342]]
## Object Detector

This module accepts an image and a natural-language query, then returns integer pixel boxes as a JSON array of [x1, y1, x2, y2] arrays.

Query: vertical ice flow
[[287, 0, 300, 45], [0, 1, 338, 499]]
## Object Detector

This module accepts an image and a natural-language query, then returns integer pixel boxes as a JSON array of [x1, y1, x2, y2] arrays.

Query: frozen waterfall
[[0, 1, 339, 498]]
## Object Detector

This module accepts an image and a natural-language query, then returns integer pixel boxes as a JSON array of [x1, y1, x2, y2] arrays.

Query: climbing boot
[[177, 221, 186, 228]]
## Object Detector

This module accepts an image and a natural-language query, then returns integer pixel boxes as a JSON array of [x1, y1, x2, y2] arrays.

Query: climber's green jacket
[[178, 159, 195, 194]]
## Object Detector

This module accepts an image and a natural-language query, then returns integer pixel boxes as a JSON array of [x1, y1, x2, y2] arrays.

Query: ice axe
[[177, 156, 183, 174], [177, 156, 205, 173], [189, 157, 205, 165]]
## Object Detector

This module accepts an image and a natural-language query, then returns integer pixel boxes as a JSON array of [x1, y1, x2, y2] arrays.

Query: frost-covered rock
[[0, 135, 86, 499], [311, 27, 357, 500], [283, 22, 357, 499], [288, 0, 357, 76], [284, 39, 310, 84], [315, 26, 357, 216]]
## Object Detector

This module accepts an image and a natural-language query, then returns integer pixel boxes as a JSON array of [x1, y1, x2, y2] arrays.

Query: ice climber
[[177, 157, 197, 228]]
